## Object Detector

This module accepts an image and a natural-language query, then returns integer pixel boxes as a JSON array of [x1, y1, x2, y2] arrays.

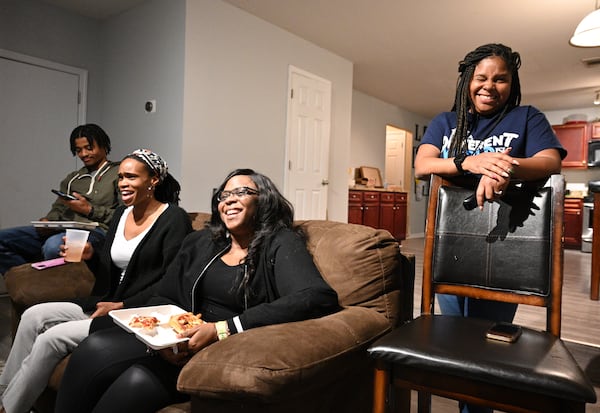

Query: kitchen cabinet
[[564, 197, 583, 249], [348, 190, 380, 229], [590, 122, 600, 139], [552, 123, 589, 169], [379, 192, 407, 240], [348, 189, 407, 241]]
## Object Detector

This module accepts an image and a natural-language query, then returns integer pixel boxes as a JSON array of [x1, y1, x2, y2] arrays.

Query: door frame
[[0, 48, 87, 124]]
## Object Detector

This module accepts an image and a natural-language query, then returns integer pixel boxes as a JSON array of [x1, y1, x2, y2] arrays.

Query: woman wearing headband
[[0, 149, 193, 413]]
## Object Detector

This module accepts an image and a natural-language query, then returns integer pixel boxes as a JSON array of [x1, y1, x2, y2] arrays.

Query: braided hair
[[208, 169, 296, 306], [449, 43, 522, 156]]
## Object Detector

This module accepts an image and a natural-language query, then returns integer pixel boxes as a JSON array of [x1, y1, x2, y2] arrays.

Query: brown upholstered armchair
[[5, 214, 414, 413]]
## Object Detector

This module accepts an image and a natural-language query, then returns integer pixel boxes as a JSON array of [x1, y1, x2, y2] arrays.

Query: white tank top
[[111, 204, 169, 283]]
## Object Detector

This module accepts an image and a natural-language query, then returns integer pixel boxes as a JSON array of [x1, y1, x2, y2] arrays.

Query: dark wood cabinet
[[552, 123, 589, 169], [564, 198, 583, 249], [379, 192, 407, 240], [348, 190, 380, 228], [348, 189, 407, 241]]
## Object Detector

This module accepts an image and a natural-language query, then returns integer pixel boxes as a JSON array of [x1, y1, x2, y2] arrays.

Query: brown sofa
[[5, 213, 414, 413]]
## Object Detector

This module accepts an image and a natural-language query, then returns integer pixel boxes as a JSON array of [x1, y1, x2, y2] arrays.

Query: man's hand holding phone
[[52, 190, 93, 217], [51, 189, 77, 201]]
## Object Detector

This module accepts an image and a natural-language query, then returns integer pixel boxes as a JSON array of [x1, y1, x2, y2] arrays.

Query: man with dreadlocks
[[0, 123, 120, 277], [414, 43, 565, 413]]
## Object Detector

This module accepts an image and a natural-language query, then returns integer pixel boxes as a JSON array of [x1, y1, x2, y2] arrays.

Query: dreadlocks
[[449, 43, 522, 156]]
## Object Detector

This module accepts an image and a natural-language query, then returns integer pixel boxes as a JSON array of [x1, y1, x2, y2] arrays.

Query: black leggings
[[55, 326, 187, 413]]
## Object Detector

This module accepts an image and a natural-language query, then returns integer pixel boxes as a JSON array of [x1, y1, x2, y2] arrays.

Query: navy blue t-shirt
[[420, 106, 566, 160]]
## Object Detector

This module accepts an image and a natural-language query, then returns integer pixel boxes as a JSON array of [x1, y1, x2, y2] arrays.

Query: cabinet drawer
[[363, 191, 380, 205], [395, 193, 407, 203], [348, 190, 363, 204], [380, 192, 395, 203]]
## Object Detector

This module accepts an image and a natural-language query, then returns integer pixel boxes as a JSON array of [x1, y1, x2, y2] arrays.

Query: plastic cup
[[64, 229, 89, 262]]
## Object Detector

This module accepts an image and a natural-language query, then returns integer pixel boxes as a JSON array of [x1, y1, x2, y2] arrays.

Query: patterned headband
[[130, 148, 168, 181]]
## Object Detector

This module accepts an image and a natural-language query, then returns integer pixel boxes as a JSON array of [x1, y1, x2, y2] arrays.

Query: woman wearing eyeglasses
[[55, 168, 340, 413]]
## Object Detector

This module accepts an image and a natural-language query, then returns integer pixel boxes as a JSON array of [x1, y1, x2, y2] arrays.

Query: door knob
[[321, 179, 329, 186]]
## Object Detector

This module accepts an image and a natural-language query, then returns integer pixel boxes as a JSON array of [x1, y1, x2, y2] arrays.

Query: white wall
[[101, 0, 186, 178], [181, 0, 353, 220], [351, 90, 431, 238], [0, 0, 104, 123]]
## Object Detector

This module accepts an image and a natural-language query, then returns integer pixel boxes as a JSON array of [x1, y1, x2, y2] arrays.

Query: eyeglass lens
[[218, 186, 258, 201]]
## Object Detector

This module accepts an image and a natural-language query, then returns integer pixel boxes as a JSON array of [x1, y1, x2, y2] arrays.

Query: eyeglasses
[[217, 186, 259, 202]]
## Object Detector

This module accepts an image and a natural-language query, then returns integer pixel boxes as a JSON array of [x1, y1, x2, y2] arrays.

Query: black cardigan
[[148, 227, 340, 334], [75, 204, 193, 312]]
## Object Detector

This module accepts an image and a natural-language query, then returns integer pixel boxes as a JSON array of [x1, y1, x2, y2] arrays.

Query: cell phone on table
[[51, 189, 77, 201], [485, 322, 522, 343]]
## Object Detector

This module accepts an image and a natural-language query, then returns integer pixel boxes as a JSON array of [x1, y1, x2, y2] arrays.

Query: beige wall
[[181, 0, 353, 221], [351, 90, 431, 238]]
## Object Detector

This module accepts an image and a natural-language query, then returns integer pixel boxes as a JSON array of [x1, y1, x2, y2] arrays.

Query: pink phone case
[[31, 257, 66, 270]]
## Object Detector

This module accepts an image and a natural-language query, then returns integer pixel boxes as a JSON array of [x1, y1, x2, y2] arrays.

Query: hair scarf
[[130, 148, 168, 181]]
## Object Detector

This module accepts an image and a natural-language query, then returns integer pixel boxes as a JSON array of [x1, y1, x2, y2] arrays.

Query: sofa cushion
[[177, 306, 390, 401], [296, 220, 404, 326], [6, 262, 94, 309]]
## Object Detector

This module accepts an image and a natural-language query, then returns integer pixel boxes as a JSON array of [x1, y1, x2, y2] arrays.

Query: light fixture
[[571, 1, 600, 47], [594, 90, 600, 105]]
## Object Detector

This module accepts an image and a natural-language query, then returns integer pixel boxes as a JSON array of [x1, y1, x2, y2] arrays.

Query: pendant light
[[571, 1, 600, 47]]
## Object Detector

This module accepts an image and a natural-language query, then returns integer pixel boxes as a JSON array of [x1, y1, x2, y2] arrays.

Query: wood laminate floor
[[400, 237, 600, 412]]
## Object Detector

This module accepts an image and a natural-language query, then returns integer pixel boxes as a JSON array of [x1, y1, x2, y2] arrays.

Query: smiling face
[[117, 158, 159, 207], [73, 137, 108, 171], [469, 55, 512, 116], [218, 175, 259, 238]]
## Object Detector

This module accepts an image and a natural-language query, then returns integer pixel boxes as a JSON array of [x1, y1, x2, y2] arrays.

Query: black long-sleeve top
[[148, 227, 340, 334]]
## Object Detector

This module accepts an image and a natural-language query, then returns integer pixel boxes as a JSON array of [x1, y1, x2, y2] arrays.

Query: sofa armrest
[[6, 262, 94, 308], [5, 262, 95, 336], [177, 306, 390, 402]]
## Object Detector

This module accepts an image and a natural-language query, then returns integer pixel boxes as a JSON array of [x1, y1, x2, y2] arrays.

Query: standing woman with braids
[[54, 168, 340, 413], [414, 44, 565, 413], [0, 149, 192, 413]]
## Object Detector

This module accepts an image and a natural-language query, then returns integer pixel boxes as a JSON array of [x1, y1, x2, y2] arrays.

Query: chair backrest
[[422, 174, 565, 336]]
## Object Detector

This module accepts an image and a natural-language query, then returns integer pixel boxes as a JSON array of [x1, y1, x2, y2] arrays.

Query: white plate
[[31, 220, 99, 230], [109, 304, 190, 350]]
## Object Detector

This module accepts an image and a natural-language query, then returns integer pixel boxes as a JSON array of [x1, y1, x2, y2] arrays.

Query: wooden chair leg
[[372, 363, 389, 413], [417, 391, 431, 413], [391, 387, 411, 413]]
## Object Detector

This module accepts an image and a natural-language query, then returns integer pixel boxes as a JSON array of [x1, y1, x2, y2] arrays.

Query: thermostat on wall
[[145, 99, 156, 113]]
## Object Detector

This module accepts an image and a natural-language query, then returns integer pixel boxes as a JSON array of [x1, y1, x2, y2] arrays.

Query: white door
[[0, 49, 87, 228], [385, 126, 406, 189], [284, 66, 332, 220]]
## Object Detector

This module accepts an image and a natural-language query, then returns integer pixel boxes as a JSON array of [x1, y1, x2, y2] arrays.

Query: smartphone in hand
[[486, 322, 522, 343], [51, 189, 77, 201]]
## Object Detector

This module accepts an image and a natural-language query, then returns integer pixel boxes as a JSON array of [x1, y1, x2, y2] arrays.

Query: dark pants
[[55, 326, 187, 413], [0, 225, 105, 275]]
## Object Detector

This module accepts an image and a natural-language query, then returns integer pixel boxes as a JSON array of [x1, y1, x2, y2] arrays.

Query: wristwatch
[[453, 152, 467, 174]]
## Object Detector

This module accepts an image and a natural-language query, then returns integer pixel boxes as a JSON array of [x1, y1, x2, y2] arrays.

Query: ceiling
[[41, 0, 600, 119]]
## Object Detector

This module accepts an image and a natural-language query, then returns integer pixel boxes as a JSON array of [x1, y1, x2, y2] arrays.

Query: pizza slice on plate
[[169, 312, 204, 334], [128, 315, 160, 336]]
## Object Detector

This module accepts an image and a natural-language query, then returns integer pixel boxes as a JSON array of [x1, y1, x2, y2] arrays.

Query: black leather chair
[[368, 174, 597, 413]]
